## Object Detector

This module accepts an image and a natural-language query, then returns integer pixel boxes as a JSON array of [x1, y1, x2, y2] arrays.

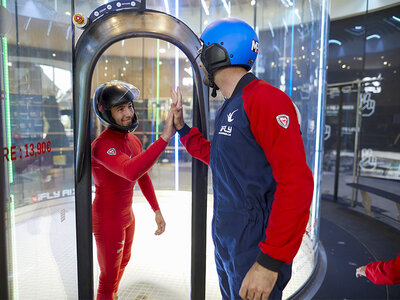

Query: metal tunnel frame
[[73, 8, 209, 300]]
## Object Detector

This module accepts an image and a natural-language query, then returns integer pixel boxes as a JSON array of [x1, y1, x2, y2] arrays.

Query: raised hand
[[170, 87, 185, 130], [160, 109, 176, 142]]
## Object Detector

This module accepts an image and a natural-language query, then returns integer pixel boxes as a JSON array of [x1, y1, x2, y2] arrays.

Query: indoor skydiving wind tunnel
[[1, 0, 329, 299]]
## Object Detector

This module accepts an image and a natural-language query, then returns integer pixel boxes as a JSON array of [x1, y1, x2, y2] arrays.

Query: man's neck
[[214, 67, 248, 99]]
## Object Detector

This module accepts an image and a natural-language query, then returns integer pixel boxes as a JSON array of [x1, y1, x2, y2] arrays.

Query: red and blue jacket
[[178, 73, 314, 271]]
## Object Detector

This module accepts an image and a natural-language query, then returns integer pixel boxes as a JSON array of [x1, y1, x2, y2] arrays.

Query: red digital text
[[3, 141, 52, 162]]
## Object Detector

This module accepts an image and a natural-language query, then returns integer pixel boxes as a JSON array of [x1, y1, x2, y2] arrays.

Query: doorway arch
[[73, 6, 209, 299]]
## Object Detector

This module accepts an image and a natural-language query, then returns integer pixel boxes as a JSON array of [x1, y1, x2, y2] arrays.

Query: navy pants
[[212, 210, 292, 299]]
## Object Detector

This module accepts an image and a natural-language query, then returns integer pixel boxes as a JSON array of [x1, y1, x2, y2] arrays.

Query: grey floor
[[10, 190, 315, 300], [7, 167, 400, 299]]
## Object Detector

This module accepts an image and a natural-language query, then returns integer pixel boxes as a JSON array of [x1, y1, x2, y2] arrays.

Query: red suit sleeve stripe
[[242, 80, 314, 264], [365, 253, 400, 285], [179, 127, 211, 166], [92, 137, 168, 182]]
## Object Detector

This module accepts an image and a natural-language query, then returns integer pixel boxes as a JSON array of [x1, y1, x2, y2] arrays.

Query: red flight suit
[[91, 128, 167, 299]]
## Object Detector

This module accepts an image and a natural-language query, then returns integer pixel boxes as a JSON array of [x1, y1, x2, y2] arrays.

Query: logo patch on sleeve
[[276, 114, 290, 129], [107, 148, 116, 156]]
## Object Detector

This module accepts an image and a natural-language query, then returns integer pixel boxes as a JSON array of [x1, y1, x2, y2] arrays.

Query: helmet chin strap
[[207, 68, 219, 98]]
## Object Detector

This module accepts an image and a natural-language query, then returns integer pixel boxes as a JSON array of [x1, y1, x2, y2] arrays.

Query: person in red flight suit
[[91, 80, 175, 300], [356, 252, 400, 285]]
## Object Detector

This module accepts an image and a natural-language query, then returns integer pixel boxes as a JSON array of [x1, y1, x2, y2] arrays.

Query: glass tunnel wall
[[1, 0, 77, 298], [323, 4, 400, 221], [1, 0, 329, 299]]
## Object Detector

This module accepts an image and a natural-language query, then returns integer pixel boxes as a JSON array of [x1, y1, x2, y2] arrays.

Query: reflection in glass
[[2, 0, 77, 298]]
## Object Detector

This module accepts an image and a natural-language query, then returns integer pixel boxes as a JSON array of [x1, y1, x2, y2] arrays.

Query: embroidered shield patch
[[276, 114, 290, 129], [107, 148, 116, 156]]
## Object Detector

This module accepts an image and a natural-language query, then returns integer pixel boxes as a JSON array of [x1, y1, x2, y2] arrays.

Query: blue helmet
[[200, 18, 259, 75]]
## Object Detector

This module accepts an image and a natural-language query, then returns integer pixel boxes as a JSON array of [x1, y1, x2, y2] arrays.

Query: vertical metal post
[[0, 12, 10, 298], [351, 81, 362, 206], [333, 87, 344, 202], [0, 81, 9, 300], [191, 86, 208, 300], [72, 1, 94, 298]]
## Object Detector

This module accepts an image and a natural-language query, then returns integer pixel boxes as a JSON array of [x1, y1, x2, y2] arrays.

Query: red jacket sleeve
[[366, 253, 400, 285], [179, 126, 211, 166], [242, 81, 314, 265], [92, 137, 168, 182], [138, 173, 160, 212]]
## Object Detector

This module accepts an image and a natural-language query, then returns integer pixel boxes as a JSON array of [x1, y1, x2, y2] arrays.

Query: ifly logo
[[227, 109, 238, 122], [219, 125, 232, 136]]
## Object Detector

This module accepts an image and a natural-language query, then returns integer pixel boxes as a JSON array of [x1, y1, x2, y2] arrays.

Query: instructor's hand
[[154, 210, 166, 235], [170, 87, 185, 130], [239, 262, 278, 300]]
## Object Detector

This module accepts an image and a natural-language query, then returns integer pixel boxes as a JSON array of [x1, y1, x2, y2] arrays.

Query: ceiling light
[[163, 0, 170, 14], [366, 34, 381, 40], [329, 39, 342, 46], [221, 0, 231, 15], [201, 0, 210, 15]]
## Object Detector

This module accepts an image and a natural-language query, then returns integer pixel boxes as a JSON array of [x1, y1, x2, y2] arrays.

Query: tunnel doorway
[[73, 3, 209, 299]]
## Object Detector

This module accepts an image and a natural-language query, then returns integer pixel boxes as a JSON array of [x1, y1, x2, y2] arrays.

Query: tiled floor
[[11, 190, 316, 300]]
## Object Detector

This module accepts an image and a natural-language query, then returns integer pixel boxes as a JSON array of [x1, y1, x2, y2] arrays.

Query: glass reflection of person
[[91, 81, 175, 300], [170, 18, 314, 300]]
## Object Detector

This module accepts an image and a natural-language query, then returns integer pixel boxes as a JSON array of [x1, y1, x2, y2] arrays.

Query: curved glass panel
[[1, 0, 328, 298], [2, 0, 77, 298], [254, 0, 329, 295]]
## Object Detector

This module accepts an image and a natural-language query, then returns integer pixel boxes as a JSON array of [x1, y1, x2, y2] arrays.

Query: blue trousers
[[212, 210, 292, 299]]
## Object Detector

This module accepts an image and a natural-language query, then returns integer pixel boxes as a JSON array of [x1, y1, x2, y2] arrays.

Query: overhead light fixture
[[163, 0, 170, 14], [159, 48, 166, 53], [201, 0, 210, 15], [366, 34, 381, 40], [268, 21, 275, 38], [280, 0, 293, 7], [354, 25, 363, 30], [392, 16, 400, 22], [329, 39, 342, 46], [251, 0, 256, 6], [221, 0, 231, 16]]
